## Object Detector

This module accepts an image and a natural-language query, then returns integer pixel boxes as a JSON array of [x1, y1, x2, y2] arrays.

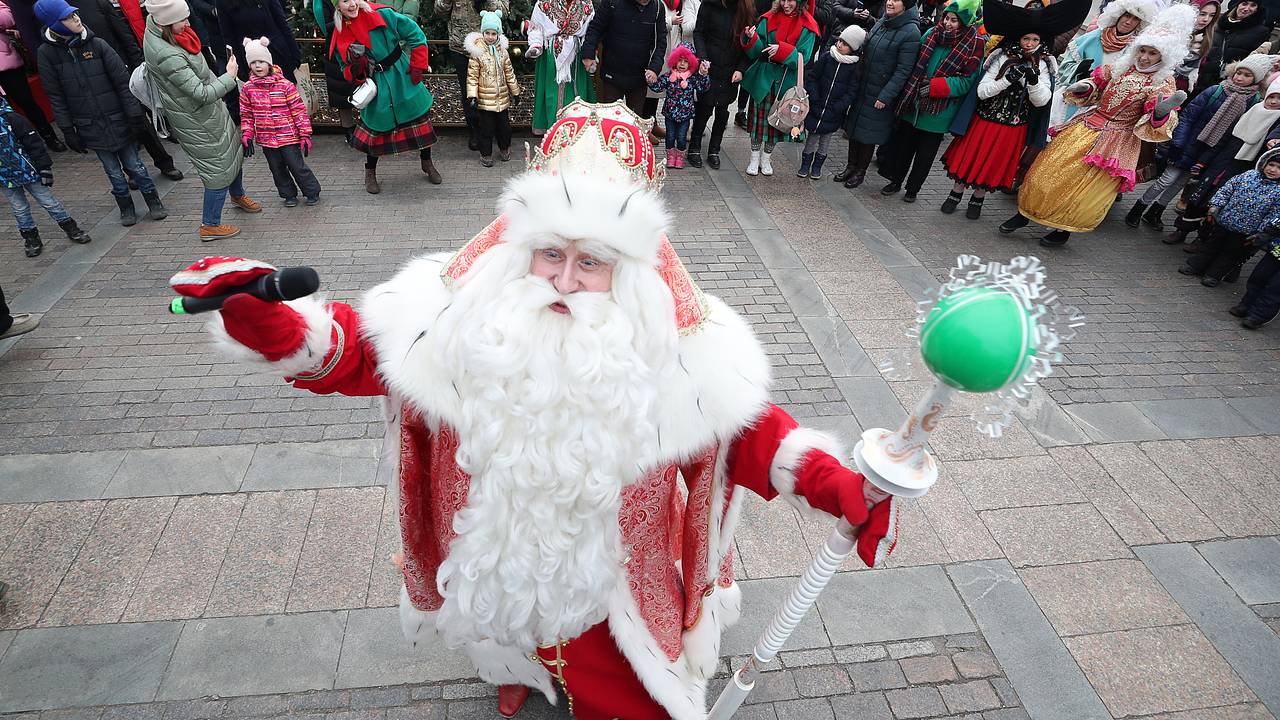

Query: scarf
[[174, 25, 202, 55], [670, 65, 692, 87], [764, 7, 818, 48], [829, 44, 858, 63], [1232, 101, 1280, 159], [1099, 26, 1134, 54], [1198, 79, 1258, 146], [330, 3, 390, 65], [897, 23, 983, 117], [0, 100, 39, 189]]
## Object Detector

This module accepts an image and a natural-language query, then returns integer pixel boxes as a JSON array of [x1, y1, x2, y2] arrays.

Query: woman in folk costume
[[329, 0, 441, 194], [875, 0, 984, 203], [739, 0, 818, 176], [1000, 3, 1197, 248], [525, 0, 596, 135], [1051, 0, 1158, 126], [176, 100, 900, 720]]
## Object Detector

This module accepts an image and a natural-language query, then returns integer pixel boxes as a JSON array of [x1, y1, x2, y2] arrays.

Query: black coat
[[216, 0, 303, 79], [36, 29, 141, 151], [3, 105, 52, 172], [188, 0, 228, 68], [814, 0, 870, 49], [804, 49, 859, 134], [582, 0, 668, 90], [72, 0, 142, 67], [843, 6, 919, 144], [693, 0, 747, 102], [1202, 10, 1270, 89]]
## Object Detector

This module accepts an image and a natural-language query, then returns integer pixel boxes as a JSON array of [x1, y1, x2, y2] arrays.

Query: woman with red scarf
[[329, 0, 440, 193], [739, 0, 817, 176]]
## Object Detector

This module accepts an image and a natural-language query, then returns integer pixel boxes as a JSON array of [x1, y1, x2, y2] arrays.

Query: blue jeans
[[94, 144, 157, 197], [201, 171, 246, 226], [665, 117, 690, 150], [3, 182, 71, 231]]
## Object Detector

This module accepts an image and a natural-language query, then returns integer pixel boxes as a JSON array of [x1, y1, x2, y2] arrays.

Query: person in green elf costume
[[875, 0, 983, 203], [524, 0, 597, 134], [739, 0, 817, 178], [328, 0, 441, 194]]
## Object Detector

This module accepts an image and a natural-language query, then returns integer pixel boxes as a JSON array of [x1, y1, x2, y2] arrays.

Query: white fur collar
[[464, 31, 510, 59]]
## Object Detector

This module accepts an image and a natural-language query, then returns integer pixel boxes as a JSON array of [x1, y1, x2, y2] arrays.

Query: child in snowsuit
[[1231, 215, 1280, 328], [797, 24, 864, 179], [0, 96, 90, 257], [239, 37, 321, 206], [648, 42, 710, 168], [1125, 53, 1272, 231], [466, 10, 522, 167], [1180, 147, 1280, 286]]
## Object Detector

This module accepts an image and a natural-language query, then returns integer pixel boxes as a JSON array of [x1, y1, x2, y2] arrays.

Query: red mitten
[[927, 77, 949, 98], [170, 257, 276, 298], [856, 496, 899, 568], [220, 294, 307, 362], [792, 450, 871, 528], [409, 66, 425, 84]]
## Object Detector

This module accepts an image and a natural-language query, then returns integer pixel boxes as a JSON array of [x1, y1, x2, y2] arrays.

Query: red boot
[[497, 684, 530, 718]]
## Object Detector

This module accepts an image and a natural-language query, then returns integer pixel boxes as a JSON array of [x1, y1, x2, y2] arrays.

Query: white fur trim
[[206, 294, 332, 378], [464, 31, 510, 59], [872, 497, 900, 568], [608, 579, 707, 720], [769, 428, 847, 523], [681, 582, 742, 681], [1097, 0, 1159, 28], [399, 584, 438, 647], [464, 640, 557, 704]]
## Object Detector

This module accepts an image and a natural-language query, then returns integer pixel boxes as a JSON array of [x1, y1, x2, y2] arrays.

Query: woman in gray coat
[[833, 0, 919, 188]]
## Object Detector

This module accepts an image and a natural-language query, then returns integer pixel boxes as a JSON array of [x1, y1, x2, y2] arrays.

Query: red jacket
[[239, 69, 312, 148]]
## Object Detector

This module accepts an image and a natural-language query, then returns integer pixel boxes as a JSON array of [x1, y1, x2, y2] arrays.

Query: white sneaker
[[746, 150, 760, 176], [760, 151, 774, 176]]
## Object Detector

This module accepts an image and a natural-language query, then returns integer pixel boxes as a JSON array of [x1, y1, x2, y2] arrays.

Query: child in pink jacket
[[239, 37, 321, 206]]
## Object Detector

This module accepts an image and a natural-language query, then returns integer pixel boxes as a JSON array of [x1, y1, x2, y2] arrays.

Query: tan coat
[[465, 32, 521, 112]]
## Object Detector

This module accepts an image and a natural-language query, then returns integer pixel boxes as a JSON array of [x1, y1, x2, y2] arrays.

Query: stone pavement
[[0, 124, 1277, 720]]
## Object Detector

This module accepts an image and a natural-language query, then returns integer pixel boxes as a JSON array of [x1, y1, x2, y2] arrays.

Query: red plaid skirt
[[352, 113, 437, 156], [747, 94, 787, 146]]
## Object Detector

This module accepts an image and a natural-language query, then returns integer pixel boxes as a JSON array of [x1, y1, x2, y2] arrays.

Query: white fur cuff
[[399, 584, 439, 648], [206, 294, 333, 378], [769, 427, 847, 522]]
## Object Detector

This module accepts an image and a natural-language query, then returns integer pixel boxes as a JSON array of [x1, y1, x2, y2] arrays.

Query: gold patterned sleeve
[[1134, 78, 1179, 143]]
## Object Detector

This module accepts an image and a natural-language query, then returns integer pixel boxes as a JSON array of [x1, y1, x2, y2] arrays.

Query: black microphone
[[168, 267, 321, 315]]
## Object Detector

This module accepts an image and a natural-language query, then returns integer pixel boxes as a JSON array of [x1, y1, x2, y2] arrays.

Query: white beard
[[432, 271, 661, 651]]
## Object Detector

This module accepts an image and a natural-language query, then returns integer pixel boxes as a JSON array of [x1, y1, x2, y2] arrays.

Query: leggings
[[690, 93, 732, 154], [366, 148, 431, 169], [1140, 166, 1189, 205], [802, 132, 834, 155]]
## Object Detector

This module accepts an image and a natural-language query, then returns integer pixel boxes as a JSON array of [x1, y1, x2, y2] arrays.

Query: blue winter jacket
[[1211, 169, 1280, 234], [1170, 84, 1258, 169], [803, 49, 861, 135]]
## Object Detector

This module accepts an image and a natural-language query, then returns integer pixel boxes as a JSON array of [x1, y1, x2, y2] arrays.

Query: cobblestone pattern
[[0, 133, 844, 456], [0, 636, 1029, 720]]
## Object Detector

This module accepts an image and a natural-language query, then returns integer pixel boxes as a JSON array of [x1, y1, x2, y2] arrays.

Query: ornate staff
[[708, 255, 1082, 719]]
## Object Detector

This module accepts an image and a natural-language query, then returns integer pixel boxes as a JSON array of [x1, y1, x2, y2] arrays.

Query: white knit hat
[[145, 0, 190, 26], [243, 37, 272, 66], [1234, 53, 1277, 84], [839, 24, 867, 51]]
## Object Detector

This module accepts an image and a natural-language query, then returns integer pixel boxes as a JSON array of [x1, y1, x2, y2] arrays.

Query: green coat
[[142, 17, 242, 189], [898, 29, 980, 134], [332, 8, 434, 133], [740, 17, 816, 103]]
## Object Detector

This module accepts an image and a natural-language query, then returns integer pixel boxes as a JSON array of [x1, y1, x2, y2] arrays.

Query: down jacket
[[692, 0, 748, 104], [239, 69, 313, 147], [465, 32, 521, 112], [1201, 8, 1270, 92], [843, 6, 920, 145], [0, 1, 26, 72], [143, 16, 243, 189], [36, 28, 143, 151], [803, 48, 859, 135], [581, 0, 668, 91], [217, 0, 303, 79], [1170, 82, 1259, 168]]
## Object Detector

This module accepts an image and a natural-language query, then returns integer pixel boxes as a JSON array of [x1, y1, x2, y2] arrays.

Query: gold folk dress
[[1018, 64, 1178, 233]]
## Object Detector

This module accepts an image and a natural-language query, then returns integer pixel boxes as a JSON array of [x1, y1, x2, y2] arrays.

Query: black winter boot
[[810, 154, 826, 179], [142, 191, 168, 220], [115, 195, 137, 227], [58, 218, 90, 244], [21, 227, 41, 257], [1124, 201, 1147, 228], [1142, 202, 1166, 231]]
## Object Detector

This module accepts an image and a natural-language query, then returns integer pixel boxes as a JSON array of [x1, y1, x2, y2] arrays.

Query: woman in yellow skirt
[[998, 3, 1196, 247]]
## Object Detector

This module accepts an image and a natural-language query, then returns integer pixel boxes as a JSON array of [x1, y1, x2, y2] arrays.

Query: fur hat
[[480, 8, 502, 33], [145, 0, 190, 26], [1233, 53, 1276, 83], [666, 42, 699, 70], [33, 0, 78, 35], [1112, 3, 1197, 80], [243, 37, 272, 66], [1096, 0, 1160, 31], [839, 24, 867, 50]]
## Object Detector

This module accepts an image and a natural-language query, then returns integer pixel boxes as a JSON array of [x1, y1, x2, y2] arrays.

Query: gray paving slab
[[948, 559, 1110, 720], [705, 154, 755, 198], [102, 445, 255, 498], [1063, 402, 1168, 443], [722, 577, 833, 656], [1225, 397, 1280, 434], [837, 376, 906, 433], [1014, 390, 1091, 448], [724, 196, 774, 230], [335, 608, 476, 689], [816, 566, 975, 645], [885, 265, 938, 302], [0, 620, 182, 712], [0, 630, 12, 664], [857, 229, 923, 270], [799, 316, 876, 377], [1132, 399, 1262, 440], [1198, 537, 1280, 605], [812, 177, 889, 232], [744, 228, 804, 269], [770, 268, 838, 319], [1137, 543, 1280, 717], [241, 440, 382, 491], [158, 611, 346, 700], [800, 415, 864, 448], [0, 450, 126, 503]]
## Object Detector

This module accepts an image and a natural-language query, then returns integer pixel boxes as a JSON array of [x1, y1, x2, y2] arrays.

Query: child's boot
[[21, 227, 41, 257], [142, 191, 168, 221], [115, 195, 138, 227], [760, 151, 774, 176], [965, 196, 984, 220], [674, 149, 685, 169], [1124, 201, 1147, 228], [665, 148, 677, 169], [1163, 228, 1188, 245], [747, 150, 760, 176], [1142, 202, 1166, 231], [797, 152, 814, 178], [810, 154, 826, 179], [58, 218, 90, 244]]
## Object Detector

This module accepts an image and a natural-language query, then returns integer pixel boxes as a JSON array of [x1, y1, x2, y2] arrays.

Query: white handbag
[[349, 78, 378, 110]]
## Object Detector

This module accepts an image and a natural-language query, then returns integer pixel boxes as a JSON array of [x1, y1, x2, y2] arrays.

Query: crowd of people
[[4, 0, 1280, 341]]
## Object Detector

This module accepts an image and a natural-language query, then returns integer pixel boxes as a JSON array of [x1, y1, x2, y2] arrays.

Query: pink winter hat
[[243, 37, 273, 66], [667, 43, 699, 70]]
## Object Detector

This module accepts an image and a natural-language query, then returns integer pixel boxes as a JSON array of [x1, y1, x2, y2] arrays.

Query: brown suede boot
[[422, 157, 442, 185], [364, 168, 381, 194]]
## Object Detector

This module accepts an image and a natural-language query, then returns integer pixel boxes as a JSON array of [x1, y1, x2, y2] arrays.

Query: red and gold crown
[[526, 100, 665, 192]]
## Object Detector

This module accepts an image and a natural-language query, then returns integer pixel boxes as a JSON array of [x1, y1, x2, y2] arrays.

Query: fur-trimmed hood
[[464, 30, 510, 59]]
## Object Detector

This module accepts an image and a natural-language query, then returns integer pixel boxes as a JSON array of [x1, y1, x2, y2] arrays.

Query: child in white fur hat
[[239, 36, 321, 206]]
